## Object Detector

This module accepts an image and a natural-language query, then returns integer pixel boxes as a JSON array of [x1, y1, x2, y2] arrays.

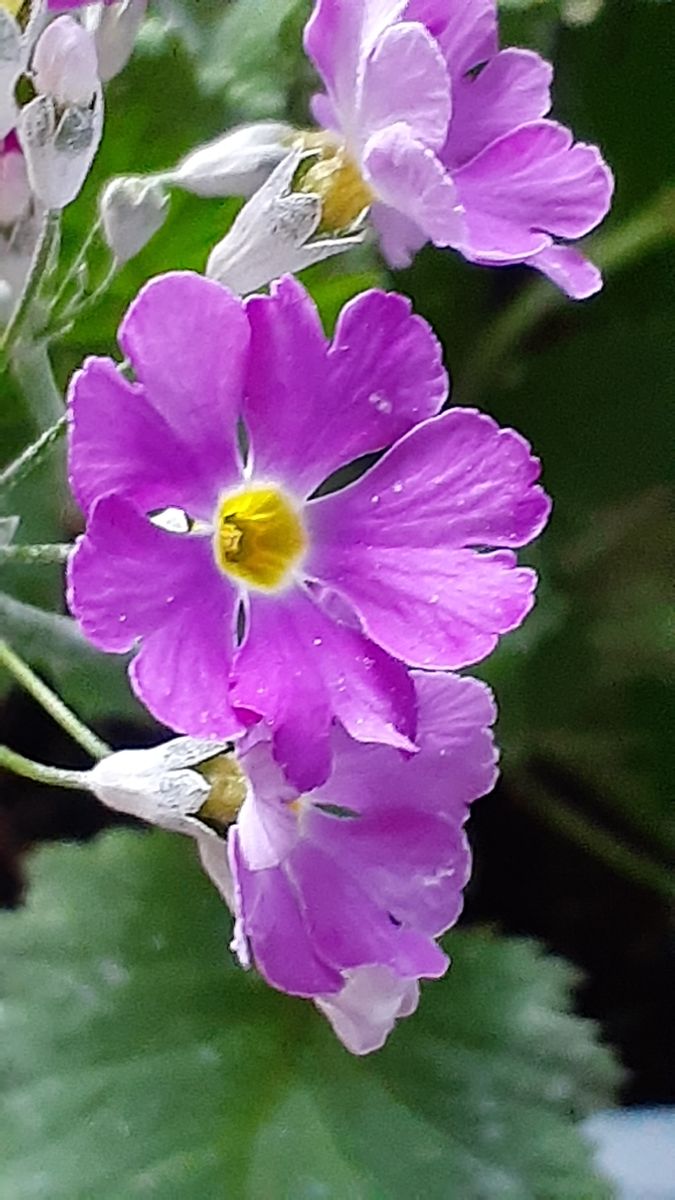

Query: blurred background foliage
[[1, 0, 673, 1195]]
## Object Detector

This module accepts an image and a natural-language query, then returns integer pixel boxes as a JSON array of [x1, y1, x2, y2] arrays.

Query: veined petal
[[231, 585, 416, 791], [529, 244, 603, 299], [443, 48, 553, 168], [433, 0, 498, 76], [358, 21, 451, 151], [67, 494, 241, 736], [67, 357, 210, 519], [307, 409, 550, 669], [288, 841, 448, 978], [118, 272, 249, 511], [363, 123, 465, 248], [230, 831, 343, 997], [315, 967, 420, 1055], [455, 120, 614, 260], [243, 275, 447, 498]]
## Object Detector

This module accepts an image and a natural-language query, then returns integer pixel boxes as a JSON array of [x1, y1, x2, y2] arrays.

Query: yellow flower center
[[0, 0, 23, 13], [292, 130, 374, 235], [213, 485, 306, 591], [198, 755, 248, 833]]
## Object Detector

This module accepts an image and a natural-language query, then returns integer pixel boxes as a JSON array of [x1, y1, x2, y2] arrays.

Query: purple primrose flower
[[199, 670, 498, 1054], [302, 0, 614, 297], [67, 271, 549, 789]]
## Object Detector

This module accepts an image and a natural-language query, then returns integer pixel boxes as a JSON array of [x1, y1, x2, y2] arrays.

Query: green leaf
[[1, 831, 618, 1198]]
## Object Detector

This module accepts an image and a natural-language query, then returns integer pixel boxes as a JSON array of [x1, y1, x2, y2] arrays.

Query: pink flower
[[303, 0, 614, 297], [67, 271, 549, 788], [201, 671, 499, 1053]]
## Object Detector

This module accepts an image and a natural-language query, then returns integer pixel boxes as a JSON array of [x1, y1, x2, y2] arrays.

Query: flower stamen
[[214, 485, 306, 591]]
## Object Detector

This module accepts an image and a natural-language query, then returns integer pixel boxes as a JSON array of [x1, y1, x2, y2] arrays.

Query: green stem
[[0, 414, 67, 497], [0, 210, 61, 364], [49, 217, 102, 317], [9, 340, 64, 432], [0, 744, 90, 792], [0, 640, 111, 761], [458, 186, 675, 406], [517, 767, 674, 902], [0, 542, 71, 565]]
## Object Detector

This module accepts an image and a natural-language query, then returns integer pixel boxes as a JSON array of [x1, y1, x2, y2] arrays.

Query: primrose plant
[[0, 0, 614, 1054]]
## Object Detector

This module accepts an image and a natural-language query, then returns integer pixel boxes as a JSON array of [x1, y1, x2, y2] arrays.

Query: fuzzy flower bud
[[0, 8, 23, 138], [205, 148, 362, 296], [100, 174, 169, 264], [87, 737, 249, 841], [82, 0, 147, 83], [32, 15, 99, 106], [172, 121, 293, 200]]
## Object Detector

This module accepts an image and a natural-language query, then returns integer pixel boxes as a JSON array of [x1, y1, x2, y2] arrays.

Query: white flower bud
[[82, 0, 147, 83], [87, 737, 249, 841], [172, 122, 293, 200], [18, 86, 104, 208], [32, 15, 99, 107], [206, 149, 363, 296], [100, 174, 169, 264], [0, 8, 23, 138]]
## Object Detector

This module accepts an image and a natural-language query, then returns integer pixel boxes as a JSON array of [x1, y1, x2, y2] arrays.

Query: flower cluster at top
[[68, 269, 550, 1051], [2, 0, 614, 1053]]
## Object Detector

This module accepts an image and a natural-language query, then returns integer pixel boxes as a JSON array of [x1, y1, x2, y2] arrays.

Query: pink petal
[[363, 122, 466, 247], [231, 831, 343, 997], [231, 586, 417, 790], [304, 0, 407, 133], [243, 276, 447, 498], [289, 841, 448, 978], [307, 673, 498, 934], [307, 409, 550, 669], [359, 21, 451, 150], [68, 494, 241, 736], [315, 966, 420, 1054], [370, 202, 427, 268], [67, 357, 211, 521], [455, 120, 615, 260], [118, 272, 249, 511], [529, 244, 603, 299], [434, 0, 498, 76], [444, 48, 553, 168]]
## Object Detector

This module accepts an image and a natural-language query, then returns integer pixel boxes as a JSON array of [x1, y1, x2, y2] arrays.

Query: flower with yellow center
[[292, 130, 373, 235], [213, 485, 306, 592]]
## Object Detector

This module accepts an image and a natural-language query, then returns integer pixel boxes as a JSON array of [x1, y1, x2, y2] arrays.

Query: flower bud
[[100, 174, 169, 264], [0, 8, 23, 138], [32, 15, 99, 106], [172, 121, 293, 200], [82, 0, 147, 83], [87, 737, 249, 840], [18, 86, 103, 207], [206, 148, 363, 296]]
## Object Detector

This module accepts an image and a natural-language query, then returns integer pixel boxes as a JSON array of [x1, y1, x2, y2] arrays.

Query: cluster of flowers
[[6, 0, 614, 1052], [0, 0, 144, 315]]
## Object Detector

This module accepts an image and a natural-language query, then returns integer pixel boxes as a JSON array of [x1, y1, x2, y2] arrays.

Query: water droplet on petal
[[313, 637, 323, 646]]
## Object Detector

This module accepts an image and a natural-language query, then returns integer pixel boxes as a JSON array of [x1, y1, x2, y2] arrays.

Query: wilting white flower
[[171, 121, 293, 200], [205, 148, 363, 296], [100, 173, 169, 264]]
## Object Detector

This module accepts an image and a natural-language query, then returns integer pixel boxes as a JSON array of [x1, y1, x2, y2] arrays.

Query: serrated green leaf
[[1, 831, 618, 1199]]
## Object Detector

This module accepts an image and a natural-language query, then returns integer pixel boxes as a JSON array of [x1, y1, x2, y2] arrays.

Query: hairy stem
[[0, 744, 90, 792], [0, 640, 111, 761], [0, 210, 61, 364], [0, 414, 67, 497], [0, 542, 71, 565]]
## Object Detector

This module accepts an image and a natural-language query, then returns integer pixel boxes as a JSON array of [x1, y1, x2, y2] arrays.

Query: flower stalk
[[0, 744, 90, 791], [0, 639, 111, 761], [0, 413, 67, 497]]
